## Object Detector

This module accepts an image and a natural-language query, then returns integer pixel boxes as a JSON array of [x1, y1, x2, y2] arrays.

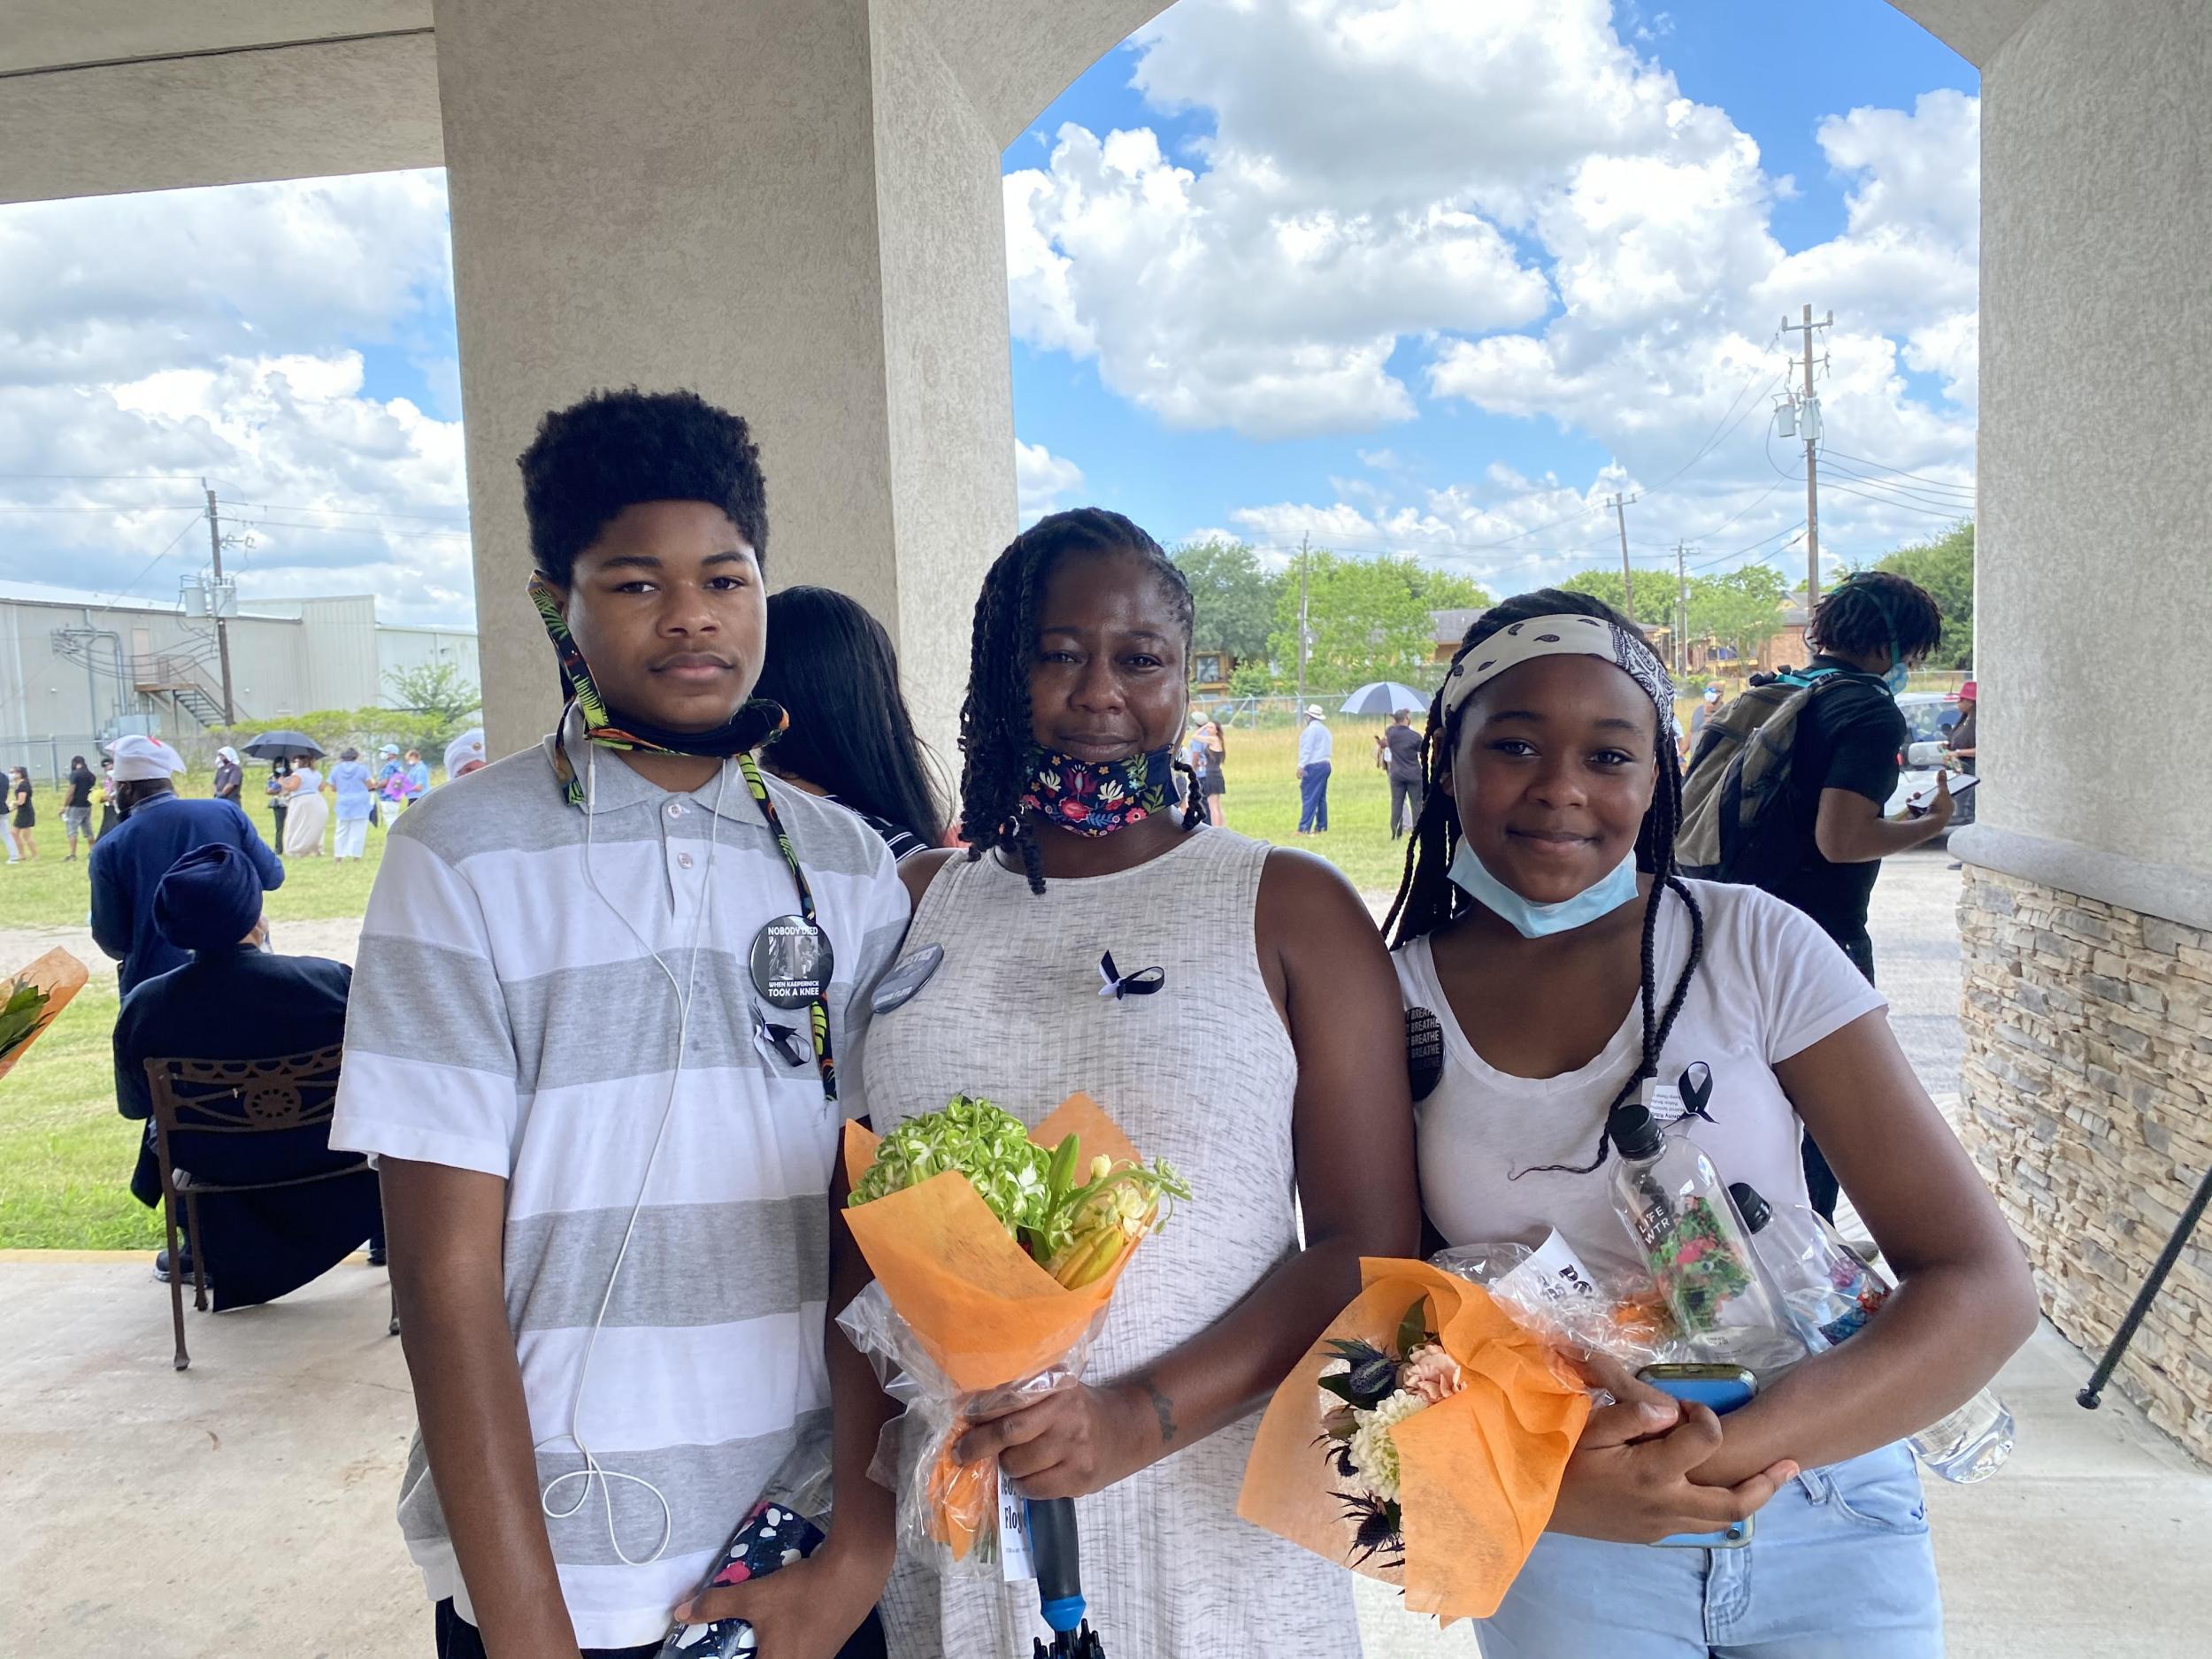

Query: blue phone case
[[1640, 1369, 1756, 1549]]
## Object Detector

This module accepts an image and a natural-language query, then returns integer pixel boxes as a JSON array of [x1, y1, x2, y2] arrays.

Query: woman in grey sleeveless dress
[[840, 511, 1418, 1657]]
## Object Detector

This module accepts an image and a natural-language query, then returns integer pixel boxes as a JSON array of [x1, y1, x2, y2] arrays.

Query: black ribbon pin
[[1678, 1061, 1717, 1125], [753, 1003, 810, 1071], [1096, 951, 1165, 1001]]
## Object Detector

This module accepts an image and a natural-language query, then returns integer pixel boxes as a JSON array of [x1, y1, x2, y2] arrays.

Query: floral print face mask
[[1021, 745, 1179, 837]]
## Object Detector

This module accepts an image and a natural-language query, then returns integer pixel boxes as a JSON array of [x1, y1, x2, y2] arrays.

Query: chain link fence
[[0, 734, 106, 791]]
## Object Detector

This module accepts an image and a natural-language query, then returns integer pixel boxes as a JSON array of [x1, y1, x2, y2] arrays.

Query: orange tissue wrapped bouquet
[[1238, 1257, 1594, 1624], [837, 1091, 1188, 1572]]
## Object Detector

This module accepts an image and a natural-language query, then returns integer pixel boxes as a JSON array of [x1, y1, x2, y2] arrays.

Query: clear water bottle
[[1732, 1180, 2015, 1484], [1607, 1104, 1806, 1372]]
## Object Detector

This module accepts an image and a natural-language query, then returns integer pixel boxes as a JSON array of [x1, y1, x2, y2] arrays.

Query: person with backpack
[[1678, 571, 1955, 1219]]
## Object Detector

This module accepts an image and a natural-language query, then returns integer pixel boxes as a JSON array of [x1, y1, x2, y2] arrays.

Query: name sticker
[[995, 1480, 1034, 1584]]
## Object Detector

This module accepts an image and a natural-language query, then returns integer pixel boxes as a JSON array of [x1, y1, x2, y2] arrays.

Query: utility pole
[[204, 484, 236, 726], [1294, 532, 1310, 710], [1675, 541, 1689, 678], [1783, 304, 1832, 608], [1607, 492, 1638, 616]]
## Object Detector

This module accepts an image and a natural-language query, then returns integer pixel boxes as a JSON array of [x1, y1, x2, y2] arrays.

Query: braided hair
[[959, 508, 1206, 895], [1383, 588, 1706, 1177], [1806, 570, 1944, 664]]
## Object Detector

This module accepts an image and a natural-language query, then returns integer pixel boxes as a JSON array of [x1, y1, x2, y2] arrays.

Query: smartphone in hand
[[1638, 1363, 1759, 1549]]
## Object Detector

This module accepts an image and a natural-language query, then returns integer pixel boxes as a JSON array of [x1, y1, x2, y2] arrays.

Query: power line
[[237, 517, 472, 541], [0, 472, 211, 483], [0, 501, 204, 513], [1822, 449, 1978, 492], [1820, 461, 1977, 511], [1821, 459, 1975, 499], [1813, 477, 1973, 521], [1638, 357, 1789, 501], [1686, 522, 1807, 574], [218, 497, 470, 523], [1671, 479, 1794, 549], [77, 511, 209, 613]]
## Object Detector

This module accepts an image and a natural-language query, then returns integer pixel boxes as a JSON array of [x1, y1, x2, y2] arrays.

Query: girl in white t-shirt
[[1384, 590, 2034, 1658]]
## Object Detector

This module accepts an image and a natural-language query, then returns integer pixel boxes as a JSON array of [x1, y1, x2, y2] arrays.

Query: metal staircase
[[131, 653, 245, 732]]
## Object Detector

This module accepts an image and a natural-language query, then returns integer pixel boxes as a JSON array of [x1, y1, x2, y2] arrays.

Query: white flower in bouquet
[[1345, 1388, 1427, 1505]]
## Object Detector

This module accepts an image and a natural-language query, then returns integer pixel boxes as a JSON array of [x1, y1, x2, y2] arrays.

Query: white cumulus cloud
[[1015, 439, 1086, 523], [0, 171, 471, 625], [1030, 0, 1984, 576]]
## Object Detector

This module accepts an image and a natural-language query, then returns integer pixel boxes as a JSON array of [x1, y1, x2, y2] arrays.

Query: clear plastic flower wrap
[[833, 1093, 1187, 1579], [1429, 1233, 1694, 1377], [838, 1282, 1106, 1576]]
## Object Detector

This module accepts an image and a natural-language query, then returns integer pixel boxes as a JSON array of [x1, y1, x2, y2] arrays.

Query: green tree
[[1876, 522, 1974, 669], [384, 660, 482, 729], [1691, 565, 1791, 664], [1172, 541, 1282, 664], [1558, 568, 1675, 631], [1267, 550, 1438, 691], [1406, 565, 1494, 615], [1227, 661, 1276, 698]]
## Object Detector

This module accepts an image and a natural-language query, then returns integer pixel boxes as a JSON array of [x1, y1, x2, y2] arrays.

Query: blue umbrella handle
[[1025, 1496, 1085, 1636]]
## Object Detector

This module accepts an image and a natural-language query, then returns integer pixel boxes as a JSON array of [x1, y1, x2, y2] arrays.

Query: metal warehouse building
[[1, 581, 477, 782]]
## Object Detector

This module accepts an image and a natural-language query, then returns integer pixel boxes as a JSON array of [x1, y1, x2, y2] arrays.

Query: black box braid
[[1383, 589, 1707, 1177], [957, 507, 1205, 895]]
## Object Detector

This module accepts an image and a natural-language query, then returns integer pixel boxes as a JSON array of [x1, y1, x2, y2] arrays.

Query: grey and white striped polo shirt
[[331, 717, 910, 1647]]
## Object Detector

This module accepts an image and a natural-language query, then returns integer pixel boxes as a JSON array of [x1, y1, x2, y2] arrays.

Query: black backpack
[[1678, 670, 1886, 885]]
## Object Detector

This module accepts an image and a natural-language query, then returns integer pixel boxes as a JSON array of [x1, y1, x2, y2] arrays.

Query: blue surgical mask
[[1884, 658, 1910, 697], [1448, 838, 1641, 938]]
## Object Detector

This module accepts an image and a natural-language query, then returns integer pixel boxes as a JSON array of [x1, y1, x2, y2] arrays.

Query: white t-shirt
[[1394, 879, 1887, 1281]]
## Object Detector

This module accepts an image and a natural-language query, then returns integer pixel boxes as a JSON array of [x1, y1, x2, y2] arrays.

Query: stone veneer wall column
[[1959, 865, 2212, 1460]]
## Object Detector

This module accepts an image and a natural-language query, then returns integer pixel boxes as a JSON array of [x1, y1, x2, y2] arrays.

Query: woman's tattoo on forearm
[[1135, 1372, 1178, 1445]]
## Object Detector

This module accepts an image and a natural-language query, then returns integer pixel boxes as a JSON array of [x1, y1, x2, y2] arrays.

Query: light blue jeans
[[1478, 1443, 1942, 1658]]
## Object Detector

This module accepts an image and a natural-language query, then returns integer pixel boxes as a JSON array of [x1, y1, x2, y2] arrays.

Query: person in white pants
[[328, 746, 373, 861]]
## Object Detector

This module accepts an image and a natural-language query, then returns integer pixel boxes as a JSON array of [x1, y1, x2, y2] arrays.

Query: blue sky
[[1002, 0, 1979, 594], [0, 1, 1978, 626]]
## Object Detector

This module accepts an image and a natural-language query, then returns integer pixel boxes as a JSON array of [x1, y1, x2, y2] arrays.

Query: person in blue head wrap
[[112, 843, 385, 1302]]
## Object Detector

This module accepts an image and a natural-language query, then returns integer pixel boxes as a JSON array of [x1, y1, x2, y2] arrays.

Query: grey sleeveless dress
[[860, 827, 1363, 1656]]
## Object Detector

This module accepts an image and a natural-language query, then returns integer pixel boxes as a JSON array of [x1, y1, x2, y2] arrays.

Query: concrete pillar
[[432, 0, 1014, 760], [1953, 0, 2212, 1462]]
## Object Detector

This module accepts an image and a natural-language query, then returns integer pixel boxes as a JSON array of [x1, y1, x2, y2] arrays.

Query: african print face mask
[[1021, 746, 1179, 837], [526, 572, 785, 806]]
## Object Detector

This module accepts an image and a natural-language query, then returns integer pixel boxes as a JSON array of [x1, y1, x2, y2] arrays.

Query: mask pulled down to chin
[[1447, 838, 1641, 938]]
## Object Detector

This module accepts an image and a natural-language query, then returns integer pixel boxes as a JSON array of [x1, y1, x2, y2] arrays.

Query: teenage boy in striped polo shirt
[[333, 390, 909, 1658]]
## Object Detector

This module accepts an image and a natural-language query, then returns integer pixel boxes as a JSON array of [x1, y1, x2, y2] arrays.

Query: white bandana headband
[[1440, 612, 1677, 727]]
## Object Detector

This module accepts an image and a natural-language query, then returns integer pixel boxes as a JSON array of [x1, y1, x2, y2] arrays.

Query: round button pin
[[749, 915, 833, 1009]]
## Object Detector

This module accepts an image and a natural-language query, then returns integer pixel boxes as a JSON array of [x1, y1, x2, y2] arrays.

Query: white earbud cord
[[536, 741, 731, 1567]]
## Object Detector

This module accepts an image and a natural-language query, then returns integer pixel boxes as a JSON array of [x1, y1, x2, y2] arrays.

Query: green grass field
[[2, 786, 396, 1248], [1201, 720, 1419, 895], [2, 796, 393, 930], [1, 733, 1418, 1249], [0, 984, 158, 1248]]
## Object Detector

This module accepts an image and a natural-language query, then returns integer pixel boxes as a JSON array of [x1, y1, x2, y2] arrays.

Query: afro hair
[[1806, 570, 1944, 664], [518, 388, 768, 584]]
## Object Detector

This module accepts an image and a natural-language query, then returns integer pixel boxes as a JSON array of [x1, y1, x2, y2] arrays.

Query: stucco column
[[1954, 0, 2212, 1462], [433, 0, 1013, 762]]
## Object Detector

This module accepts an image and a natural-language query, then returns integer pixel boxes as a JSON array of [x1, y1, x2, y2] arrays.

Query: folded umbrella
[[1339, 680, 1430, 718], [1028, 1497, 1106, 1658]]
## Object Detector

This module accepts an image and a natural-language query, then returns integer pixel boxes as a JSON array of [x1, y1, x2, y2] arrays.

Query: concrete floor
[[3, 850, 2207, 1656]]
